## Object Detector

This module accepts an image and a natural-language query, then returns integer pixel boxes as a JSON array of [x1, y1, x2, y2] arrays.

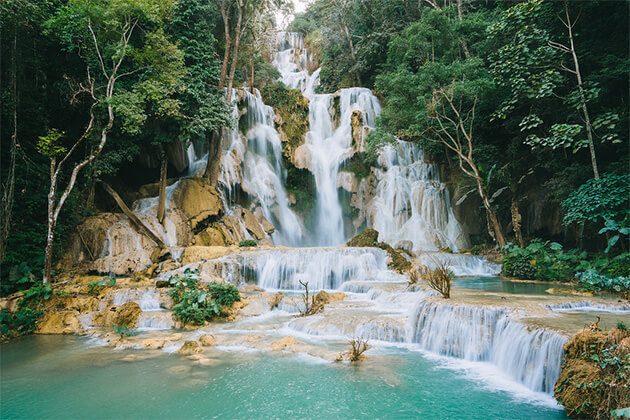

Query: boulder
[[198, 334, 216, 346], [178, 340, 203, 355], [241, 208, 266, 240], [293, 144, 311, 170], [37, 311, 82, 334], [142, 339, 165, 349], [271, 336, 299, 351], [181, 246, 233, 265], [337, 171, 358, 193], [114, 302, 142, 328], [268, 292, 284, 309], [172, 178, 223, 230]]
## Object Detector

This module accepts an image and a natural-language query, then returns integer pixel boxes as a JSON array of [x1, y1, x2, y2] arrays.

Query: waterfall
[[370, 141, 468, 253], [417, 252, 501, 276], [275, 31, 381, 245], [546, 301, 630, 313], [239, 90, 304, 245], [409, 301, 567, 393], [236, 247, 405, 290]]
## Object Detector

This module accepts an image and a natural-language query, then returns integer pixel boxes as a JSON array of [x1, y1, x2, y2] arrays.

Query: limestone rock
[[114, 302, 142, 328], [271, 336, 299, 351], [293, 144, 311, 170], [37, 311, 82, 334], [241, 209, 266, 240], [172, 178, 223, 230], [142, 339, 165, 349], [181, 246, 233, 265], [178, 340, 203, 355], [337, 171, 358, 193], [198, 334, 216, 346], [268, 292, 284, 309]]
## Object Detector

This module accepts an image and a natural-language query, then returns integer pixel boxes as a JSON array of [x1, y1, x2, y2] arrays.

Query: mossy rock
[[347, 229, 411, 273], [114, 302, 142, 328], [555, 328, 630, 419]]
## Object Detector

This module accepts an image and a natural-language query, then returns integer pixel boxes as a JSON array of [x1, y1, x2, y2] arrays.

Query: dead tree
[[429, 86, 506, 247]]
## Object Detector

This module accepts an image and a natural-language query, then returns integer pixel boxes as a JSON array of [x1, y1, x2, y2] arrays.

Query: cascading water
[[275, 31, 381, 245], [237, 247, 405, 290], [417, 252, 501, 276], [409, 301, 567, 393], [370, 141, 468, 253]]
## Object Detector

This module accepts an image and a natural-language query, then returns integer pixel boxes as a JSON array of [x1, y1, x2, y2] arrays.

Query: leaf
[[549, 242, 563, 251], [489, 187, 508, 203], [455, 188, 477, 206]]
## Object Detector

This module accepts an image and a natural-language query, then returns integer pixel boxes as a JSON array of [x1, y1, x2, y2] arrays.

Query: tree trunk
[[0, 30, 18, 261], [202, 131, 223, 185], [474, 175, 506, 247], [249, 57, 255, 92], [101, 182, 166, 249], [157, 151, 168, 225], [43, 165, 58, 284], [217, 2, 231, 89], [564, 1, 599, 180], [226, 0, 244, 103], [510, 197, 524, 247]]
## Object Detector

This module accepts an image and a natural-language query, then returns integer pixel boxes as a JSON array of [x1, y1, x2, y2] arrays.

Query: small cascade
[[111, 288, 162, 311], [546, 301, 630, 313], [240, 90, 304, 245], [370, 141, 468, 253], [237, 247, 405, 290], [417, 252, 501, 277], [410, 301, 567, 393], [137, 311, 174, 331]]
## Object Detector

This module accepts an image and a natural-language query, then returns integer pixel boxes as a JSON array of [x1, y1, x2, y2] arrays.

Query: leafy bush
[[0, 283, 53, 339], [576, 270, 630, 296], [207, 282, 240, 307], [501, 240, 584, 281], [563, 174, 630, 226], [87, 276, 116, 295], [112, 325, 134, 339], [0, 307, 44, 338], [169, 269, 229, 326], [238, 239, 258, 248]]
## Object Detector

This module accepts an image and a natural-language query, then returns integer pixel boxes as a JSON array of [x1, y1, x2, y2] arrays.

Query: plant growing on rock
[[238, 239, 258, 247], [112, 325, 134, 339], [336, 338, 370, 362], [207, 282, 241, 307], [576, 270, 630, 299], [419, 261, 453, 299], [555, 325, 630, 419], [87, 276, 116, 296], [169, 269, 219, 326]]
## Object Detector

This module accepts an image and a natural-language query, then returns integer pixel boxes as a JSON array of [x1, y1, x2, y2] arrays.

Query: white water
[[371, 141, 468, 253], [409, 301, 567, 393], [238, 247, 405, 290], [417, 252, 501, 276], [546, 301, 630, 313], [275, 32, 381, 245]]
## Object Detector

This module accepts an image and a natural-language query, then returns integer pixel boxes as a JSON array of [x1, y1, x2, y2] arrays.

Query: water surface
[[1, 336, 566, 419]]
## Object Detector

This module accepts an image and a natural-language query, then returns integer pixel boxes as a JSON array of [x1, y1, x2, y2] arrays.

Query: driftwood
[[101, 182, 166, 249]]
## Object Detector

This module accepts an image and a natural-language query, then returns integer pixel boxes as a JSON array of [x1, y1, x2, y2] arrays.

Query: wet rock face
[[555, 327, 630, 419], [37, 311, 83, 335]]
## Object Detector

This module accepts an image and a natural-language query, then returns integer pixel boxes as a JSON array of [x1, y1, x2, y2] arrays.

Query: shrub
[[112, 325, 134, 339], [87, 276, 116, 295], [239, 239, 258, 247], [501, 240, 584, 281], [576, 270, 630, 297], [169, 269, 220, 325], [563, 174, 630, 227], [419, 261, 453, 298], [207, 282, 240, 307], [0, 307, 43, 338]]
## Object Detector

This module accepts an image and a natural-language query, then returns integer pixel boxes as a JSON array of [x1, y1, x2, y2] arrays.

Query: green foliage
[[36, 129, 66, 158], [616, 322, 626, 331], [207, 282, 240, 307], [563, 174, 630, 226], [260, 82, 309, 158], [501, 240, 584, 281], [0, 307, 43, 338], [576, 270, 630, 296], [0, 282, 53, 339], [112, 325, 134, 339], [238, 240, 258, 247], [598, 219, 630, 254], [87, 276, 116, 295], [168, 268, 224, 326]]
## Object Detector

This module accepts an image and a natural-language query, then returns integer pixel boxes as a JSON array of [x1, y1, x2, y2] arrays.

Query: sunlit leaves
[[37, 129, 66, 158]]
